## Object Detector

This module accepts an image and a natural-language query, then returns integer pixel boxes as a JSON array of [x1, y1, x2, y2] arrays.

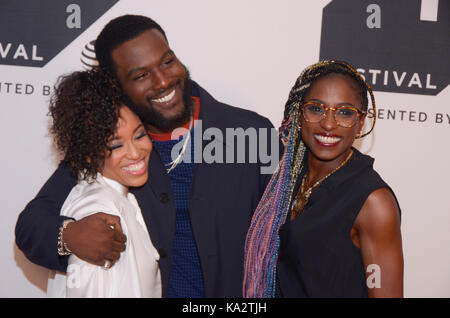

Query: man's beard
[[123, 68, 193, 132]]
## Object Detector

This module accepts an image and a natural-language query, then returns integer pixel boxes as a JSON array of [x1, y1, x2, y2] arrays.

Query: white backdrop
[[1, 0, 448, 297]]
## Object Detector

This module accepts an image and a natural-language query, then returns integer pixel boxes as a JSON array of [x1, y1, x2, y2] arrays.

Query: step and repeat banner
[[1, 0, 448, 297]]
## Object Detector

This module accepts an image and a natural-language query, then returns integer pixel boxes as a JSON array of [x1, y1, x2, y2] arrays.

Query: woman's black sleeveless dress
[[276, 148, 400, 297]]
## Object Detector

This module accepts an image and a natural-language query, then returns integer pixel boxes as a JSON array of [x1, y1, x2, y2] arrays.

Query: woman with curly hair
[[46, 69, 161, 297], [243, 60, 403, 298]]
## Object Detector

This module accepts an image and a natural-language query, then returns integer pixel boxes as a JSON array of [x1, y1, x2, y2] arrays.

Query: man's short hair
[[95, 14, 167, 75]]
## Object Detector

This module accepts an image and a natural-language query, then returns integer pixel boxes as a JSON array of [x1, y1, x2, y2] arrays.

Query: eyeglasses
[[301, 101, 366, 128]]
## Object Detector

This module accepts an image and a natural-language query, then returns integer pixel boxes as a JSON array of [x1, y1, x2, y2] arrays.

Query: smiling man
[[15, 15, 276, 298], [109, 28, 193, 134]]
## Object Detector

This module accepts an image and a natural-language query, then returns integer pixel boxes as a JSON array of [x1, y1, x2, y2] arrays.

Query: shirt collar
[[100, 173, 128, 197]]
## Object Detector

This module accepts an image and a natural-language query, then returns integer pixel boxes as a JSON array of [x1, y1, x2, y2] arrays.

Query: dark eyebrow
[[305, 99, 325, 104], [306, 99, 357, 108], [134, 123, 145, 133], [126, 50, 175, 79], [161, 49, 175, 60], [108, 123, 145, 142]]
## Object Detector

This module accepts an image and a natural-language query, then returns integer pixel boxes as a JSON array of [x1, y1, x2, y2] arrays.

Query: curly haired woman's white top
[[47, 174, 161, 298]]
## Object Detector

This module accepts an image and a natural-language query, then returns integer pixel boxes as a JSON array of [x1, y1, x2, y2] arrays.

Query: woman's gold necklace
[[291, 149, 354, 220]]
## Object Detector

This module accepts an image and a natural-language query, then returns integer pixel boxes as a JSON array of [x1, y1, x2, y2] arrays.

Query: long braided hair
[[243, 60, 376, 298]]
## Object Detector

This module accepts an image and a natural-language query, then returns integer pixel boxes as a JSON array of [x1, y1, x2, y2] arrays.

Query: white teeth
[[151, 89, 175, 103], [314, 134, 341, 144], [122, 160, 145, 172]]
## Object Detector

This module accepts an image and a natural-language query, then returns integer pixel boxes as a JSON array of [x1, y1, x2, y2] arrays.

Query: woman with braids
[[244, 60, 403, 298], [46, 69, 161, 297]]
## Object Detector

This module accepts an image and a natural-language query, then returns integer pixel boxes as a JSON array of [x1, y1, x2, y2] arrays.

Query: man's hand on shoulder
[[62, 212, 127, 268]]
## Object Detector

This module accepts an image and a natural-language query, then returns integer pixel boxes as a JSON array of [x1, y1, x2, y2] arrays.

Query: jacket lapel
[[188, 82, 225, 295]]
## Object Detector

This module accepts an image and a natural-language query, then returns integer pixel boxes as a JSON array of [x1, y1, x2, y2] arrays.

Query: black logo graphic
[[0, 0, 118, 68], [81, 40, 98, 70], [319, 0, 449, 95]]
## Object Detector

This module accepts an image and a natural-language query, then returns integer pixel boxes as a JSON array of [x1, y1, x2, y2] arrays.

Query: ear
[[359, 113, 366, 128]]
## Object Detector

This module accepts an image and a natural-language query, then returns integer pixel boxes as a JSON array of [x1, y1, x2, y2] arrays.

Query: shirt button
[[159, 193, 169, 203]]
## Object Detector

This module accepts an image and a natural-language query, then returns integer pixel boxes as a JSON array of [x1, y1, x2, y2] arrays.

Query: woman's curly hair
[[49, 68, 122, 181]]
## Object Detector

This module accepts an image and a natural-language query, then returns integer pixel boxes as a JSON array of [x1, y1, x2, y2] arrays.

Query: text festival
[[0, 43, 43, 61]]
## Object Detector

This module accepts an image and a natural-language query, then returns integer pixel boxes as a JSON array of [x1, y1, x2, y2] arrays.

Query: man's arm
[[15, 161, 126, 272]]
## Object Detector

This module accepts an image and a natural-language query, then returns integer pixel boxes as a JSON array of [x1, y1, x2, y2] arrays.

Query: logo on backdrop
[[81, 40, 99, 70], [0, 0, 118, 68], [319, 0, 449, 96]]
